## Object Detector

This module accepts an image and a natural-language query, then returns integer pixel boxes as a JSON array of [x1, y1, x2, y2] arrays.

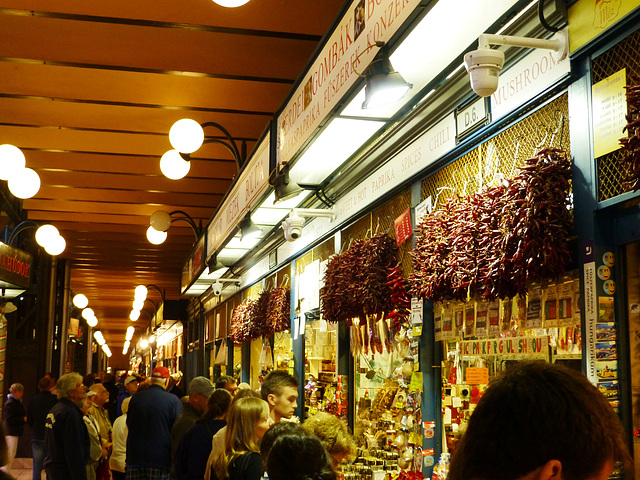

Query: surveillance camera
[[463, 48, 504, 97], [282, 213, 305, 242], [212, 280, 222, 297]]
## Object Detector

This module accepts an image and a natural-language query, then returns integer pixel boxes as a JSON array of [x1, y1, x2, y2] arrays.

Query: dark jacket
[[175, 418, 226, 480], [171, 401, 201, 461], [44, 398, 90, 480], [27, 390, 58, 440], [3, 394, 26, 436], [126, 384, 183, 471]]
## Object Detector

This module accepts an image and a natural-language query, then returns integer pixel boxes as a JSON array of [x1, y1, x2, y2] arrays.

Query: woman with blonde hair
[[211, 396, 272, 480]]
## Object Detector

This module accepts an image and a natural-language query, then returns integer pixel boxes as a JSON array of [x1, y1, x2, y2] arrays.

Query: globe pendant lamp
[[169, 119, 204, 154], [212, 0, 250, 7], [0, 144, 26, 181], [146, 226, 167, 245], [160, 150, 190, 180], [8, 167, 41, 199]]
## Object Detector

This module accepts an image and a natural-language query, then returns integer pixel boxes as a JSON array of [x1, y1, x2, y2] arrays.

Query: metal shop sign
[[207, 136, 270, 258], [0, 243, 32, 289], [459, 336, 549, 356], [276, 0, 419, 167]]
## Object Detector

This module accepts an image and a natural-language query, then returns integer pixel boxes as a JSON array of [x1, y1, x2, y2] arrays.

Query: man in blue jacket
[[126, 366, 183, 480], [44, 372, 90, 480]]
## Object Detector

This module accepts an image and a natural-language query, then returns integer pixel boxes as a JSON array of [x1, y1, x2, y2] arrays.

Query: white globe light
[[35, 224, 59, 247], [82, 308, 95, 320], [0, 144, 26, 181], [8, 167, 40, 199], [140, 339, 149, 349], [134, 285, 148, 300], [150, 210, 172, 232], [146, 226, 167, 245], [73, 294, 89, 309], [169, 119, 204, 153], [130, 310, 140, 321], [87, 317, 98, 327], [133, 299, 145, 311], [212, 0, 251, 7], [160, 150, 191, 180], [44, 234, 65, 256]]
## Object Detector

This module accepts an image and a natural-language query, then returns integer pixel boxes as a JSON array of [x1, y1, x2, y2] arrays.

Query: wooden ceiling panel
[[0, 15, 319, 80], [0, 1, 346, 35], [0, 62, 292, 112], [0, 0, 346, 357]]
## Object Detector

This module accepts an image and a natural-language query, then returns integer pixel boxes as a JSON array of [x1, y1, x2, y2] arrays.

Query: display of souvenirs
[[304, 319, 339, 417]]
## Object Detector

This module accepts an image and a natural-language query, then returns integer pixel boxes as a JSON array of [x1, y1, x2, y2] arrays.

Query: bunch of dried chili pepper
[[266, 287, 291, 333], [410, 147, 572, 302], [229, 300, 254, 343], [619, 80, 640, 191]]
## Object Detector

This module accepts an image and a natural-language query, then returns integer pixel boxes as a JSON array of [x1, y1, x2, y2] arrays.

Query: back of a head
[[215, 375, 236, 389], [57, 372, 83, 401], [266, 430, 336, 480], [303, 412, 355, 458], [261, 370, 300, 401], [201, 388, 233, 422], [9, 383, 23, 395], [260, 421, 306, 465], [447, 361, 632, 480], [37, 376, 52, 392]]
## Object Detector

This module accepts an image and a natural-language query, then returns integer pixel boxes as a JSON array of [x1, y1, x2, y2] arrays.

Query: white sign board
[[456, 97, 487, 136], [276, 0, 419, 167], [490, 37, 571, 120], [207, 137, 270, 258]]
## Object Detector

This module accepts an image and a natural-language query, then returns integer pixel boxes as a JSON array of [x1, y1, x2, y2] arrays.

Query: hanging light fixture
[[0, 144, 26, 181], [146, 210, 201, 245], [238, 215, 261, 242], [169, 119, 205, 154], [146, 226, 168, 245], [73, 294, 89, 309], [44, 234, 65, 256], [8, 167, 41, 199], [361, 53, 413, 109], [212, 0, 250, 7], [129, 310, 140, 321], [160, 150, 191, 180], [134, 285, 148, 301]]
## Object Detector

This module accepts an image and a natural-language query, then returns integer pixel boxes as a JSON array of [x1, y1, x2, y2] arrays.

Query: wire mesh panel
[[422, 94, 570, 205], [593, 28, 640, 201]]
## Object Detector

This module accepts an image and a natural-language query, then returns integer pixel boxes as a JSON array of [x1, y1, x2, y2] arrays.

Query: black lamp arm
[[6, 220, 40, 246], [145, 284, 166, 304], [169, 210, 203, 238], [351, 41, 385, 77]]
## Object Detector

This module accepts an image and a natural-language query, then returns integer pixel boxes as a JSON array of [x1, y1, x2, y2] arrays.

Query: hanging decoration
[[228, 287, 292, 343], [410, 147, 572, 302], [321, 234, 411, 356]]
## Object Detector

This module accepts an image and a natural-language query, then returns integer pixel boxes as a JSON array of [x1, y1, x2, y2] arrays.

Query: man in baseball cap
[[125, 366, 182, 479], [170, 376, 214, 467], [115, 375, 139, 418]]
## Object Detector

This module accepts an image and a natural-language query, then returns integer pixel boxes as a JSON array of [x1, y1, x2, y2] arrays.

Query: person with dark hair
[[447, 361, 633, 480], [175, 389, 232, 480], [215, 376, 238, 397], [259, 421, 305, 468], [44, 372, 90, 480], [2, 383, 25, 473], [303, 412, 355, 469], [266, 427, 336, 480], [210, 397, 272, 480], [27, 376, 59, 480], [260, 371, 299, 423]]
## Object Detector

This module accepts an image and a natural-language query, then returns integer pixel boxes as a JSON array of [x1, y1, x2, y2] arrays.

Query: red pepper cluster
[[321, 234, 410, 355], [228, 287, 292, 343], [410, 148, 572, 302], [619, 81, 640, 191]]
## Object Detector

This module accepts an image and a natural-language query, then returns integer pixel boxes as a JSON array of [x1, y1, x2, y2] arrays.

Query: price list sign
[[592, 68, 627, 158]]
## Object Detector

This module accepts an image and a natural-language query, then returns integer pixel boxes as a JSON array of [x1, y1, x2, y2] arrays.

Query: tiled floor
[[7, 457, 43, 480]]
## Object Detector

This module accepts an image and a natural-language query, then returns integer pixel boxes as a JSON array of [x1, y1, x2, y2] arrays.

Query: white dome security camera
[[282, 212, 305, 242], [212, 280, 223, 296], [464, 48, 505, 97]]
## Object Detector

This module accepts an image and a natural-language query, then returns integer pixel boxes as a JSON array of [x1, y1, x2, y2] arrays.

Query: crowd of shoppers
[[3, 361, 630, 480]]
